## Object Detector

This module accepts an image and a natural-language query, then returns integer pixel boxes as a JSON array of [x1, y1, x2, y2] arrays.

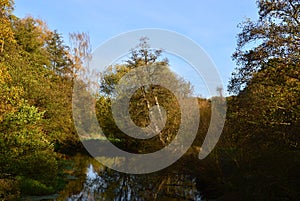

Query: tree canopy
[[97, 37, 194, 151], [230, 0, 299, 93]]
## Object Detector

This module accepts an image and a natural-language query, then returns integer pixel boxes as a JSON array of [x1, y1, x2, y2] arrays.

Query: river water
[[24, 154, 203, 201]]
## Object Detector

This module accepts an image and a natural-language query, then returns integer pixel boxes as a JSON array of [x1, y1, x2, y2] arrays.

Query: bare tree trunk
[[154, 95, 166, 144]]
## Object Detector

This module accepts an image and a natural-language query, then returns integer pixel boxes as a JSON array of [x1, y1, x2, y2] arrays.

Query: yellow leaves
[[0, 17, 15, 52], [35, 18, 52, 38], [0, 64, 23, 121], [69, 32, 91, 76], [0, 66, 10, 84], [0, 0, 14, 16], [0, 0, 15, 52], [15, 17, 51, 49]]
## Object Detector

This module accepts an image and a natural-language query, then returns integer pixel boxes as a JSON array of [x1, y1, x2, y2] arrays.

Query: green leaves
[[4, 104, 44, 126], [96, 38, 193, 151], [0, 101, 58, 185], [0, 3, 80, 197]]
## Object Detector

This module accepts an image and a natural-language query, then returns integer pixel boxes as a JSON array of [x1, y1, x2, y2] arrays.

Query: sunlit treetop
[[230, 0, 300, 94]]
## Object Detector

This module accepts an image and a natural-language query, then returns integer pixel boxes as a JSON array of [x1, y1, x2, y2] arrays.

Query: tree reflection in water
[[60, 156, 201, 201]]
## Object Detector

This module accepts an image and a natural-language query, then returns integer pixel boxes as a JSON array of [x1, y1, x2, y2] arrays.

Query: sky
[[13, 0, 259, 97]]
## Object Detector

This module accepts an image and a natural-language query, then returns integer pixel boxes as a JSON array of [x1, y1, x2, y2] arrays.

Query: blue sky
[[14, 0, 258, 97]]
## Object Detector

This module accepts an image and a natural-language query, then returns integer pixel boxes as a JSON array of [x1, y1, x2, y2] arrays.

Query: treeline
[[0, 0, 299, 200], [94, 37, 197, 154], [192, 1, 300, 200], [0, 0, 86, 198]]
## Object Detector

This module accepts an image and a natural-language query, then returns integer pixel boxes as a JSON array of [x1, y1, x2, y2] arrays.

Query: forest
[[0, 0, 299, 200]]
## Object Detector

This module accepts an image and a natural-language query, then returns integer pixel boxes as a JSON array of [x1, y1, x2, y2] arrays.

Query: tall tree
[[0, 0, 15, 54], [220, 1, 300, 199], [69, 32, 92, 78], [230, 0, 300, 93], [0, 15, 60, 197], [98, 37, 193, 150], [228, 0, 300, 145], [46, 30, 73, 76]]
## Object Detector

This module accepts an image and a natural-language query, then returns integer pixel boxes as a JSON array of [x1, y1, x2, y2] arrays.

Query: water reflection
[[58, 155, 201, 201]]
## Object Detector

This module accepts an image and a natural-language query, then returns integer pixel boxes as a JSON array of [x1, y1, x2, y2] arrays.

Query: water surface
[[56, 154, 202, 201]]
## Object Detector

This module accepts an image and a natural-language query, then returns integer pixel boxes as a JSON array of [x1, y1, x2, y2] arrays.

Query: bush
[[18, 177, 55, 196]]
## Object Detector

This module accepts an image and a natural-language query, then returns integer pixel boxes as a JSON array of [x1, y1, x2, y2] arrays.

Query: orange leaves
[[68, 32, 92, 77]]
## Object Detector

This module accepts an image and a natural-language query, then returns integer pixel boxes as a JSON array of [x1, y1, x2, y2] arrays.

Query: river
[[23, 154, 203, 201]]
